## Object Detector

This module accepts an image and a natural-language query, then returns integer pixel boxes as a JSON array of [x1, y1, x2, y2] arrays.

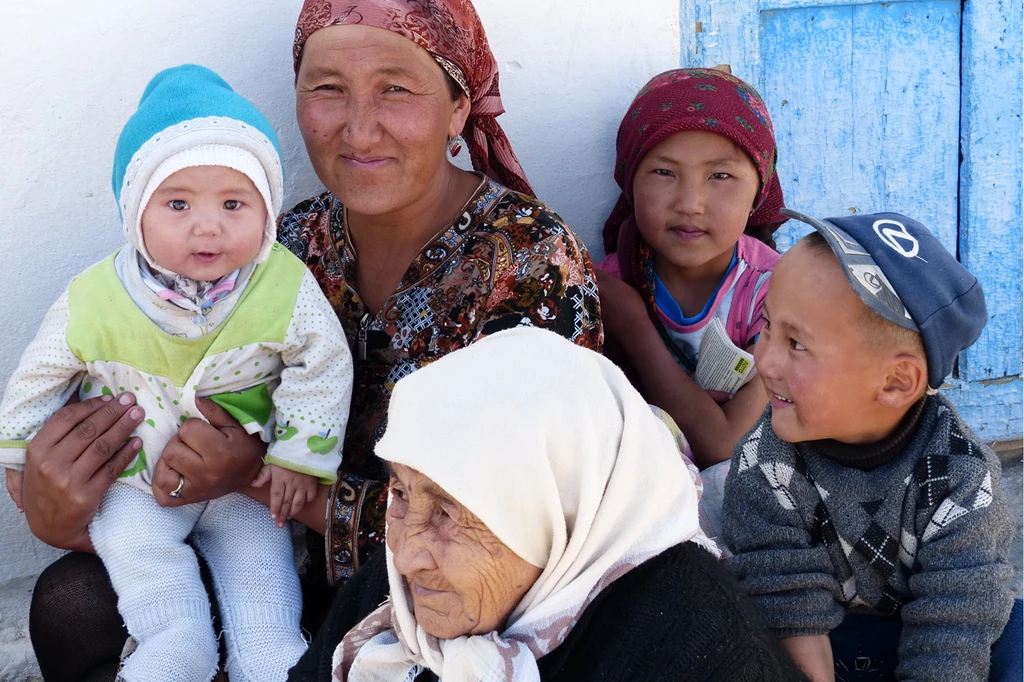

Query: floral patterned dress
[[277, 176, 603, 584]]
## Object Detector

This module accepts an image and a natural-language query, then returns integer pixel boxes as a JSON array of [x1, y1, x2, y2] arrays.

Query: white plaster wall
[[0, 0, 678, 675], [477, 1, 682, 245]]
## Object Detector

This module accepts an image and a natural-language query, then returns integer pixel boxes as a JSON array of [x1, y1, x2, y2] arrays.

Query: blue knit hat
[[782, 208, 987, 388], [113, 65, 284, 272]]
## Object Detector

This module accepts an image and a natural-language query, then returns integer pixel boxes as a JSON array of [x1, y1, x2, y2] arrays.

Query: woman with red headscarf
[[278, 0, 601, 590], [23, 2, 601, 678], [597, 68, 787, 479]]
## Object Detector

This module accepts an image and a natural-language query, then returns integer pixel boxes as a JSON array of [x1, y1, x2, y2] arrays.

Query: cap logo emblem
[[863, 271, 884, 291], [873, 219, 919, 259]]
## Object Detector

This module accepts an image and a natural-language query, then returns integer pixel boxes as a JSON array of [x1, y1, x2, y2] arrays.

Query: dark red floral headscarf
[[602, 68, 787, 292], [294, 0, 534, 197]]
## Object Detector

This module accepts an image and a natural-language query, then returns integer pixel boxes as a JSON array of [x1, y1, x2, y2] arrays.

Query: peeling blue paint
[[958, 0, 1023, 383], [681, 0, 1023, 439], [760, 1, 961, 254], [944, 378, 1024, 443]]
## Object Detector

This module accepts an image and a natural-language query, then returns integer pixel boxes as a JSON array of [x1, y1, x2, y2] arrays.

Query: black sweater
[[289, 542, 808, 682]]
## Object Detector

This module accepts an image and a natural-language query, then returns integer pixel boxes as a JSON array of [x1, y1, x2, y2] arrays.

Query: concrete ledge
[[0, 575, 41, 682], [991, 439, 1024, 463]]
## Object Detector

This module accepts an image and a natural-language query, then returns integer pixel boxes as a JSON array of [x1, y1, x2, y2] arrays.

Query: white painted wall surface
[[0, 1, 679, 677]]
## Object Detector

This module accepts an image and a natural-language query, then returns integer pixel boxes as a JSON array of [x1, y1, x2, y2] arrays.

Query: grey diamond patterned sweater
[[723, 394, 1014, 682]]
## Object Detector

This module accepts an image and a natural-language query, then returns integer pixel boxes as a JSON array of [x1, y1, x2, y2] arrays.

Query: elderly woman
[[23, 1, 601, 679], [288, 328, 806, 682]]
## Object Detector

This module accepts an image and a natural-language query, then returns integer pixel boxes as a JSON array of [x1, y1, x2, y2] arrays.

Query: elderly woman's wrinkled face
[[386, 463, 542, 639], [295, 24, 471, 218]]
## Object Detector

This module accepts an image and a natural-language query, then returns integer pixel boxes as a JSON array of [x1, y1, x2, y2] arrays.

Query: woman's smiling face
[[386, 463, 542, 639], [295, 24, 471, 217]]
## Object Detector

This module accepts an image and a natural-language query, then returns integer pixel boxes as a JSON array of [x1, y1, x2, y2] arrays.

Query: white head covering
[[333, 327, 718, 682]]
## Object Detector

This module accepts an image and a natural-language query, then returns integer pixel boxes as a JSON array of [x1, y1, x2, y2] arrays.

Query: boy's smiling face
[[755, 241, 910, 444], [141, 165, 267, 281]]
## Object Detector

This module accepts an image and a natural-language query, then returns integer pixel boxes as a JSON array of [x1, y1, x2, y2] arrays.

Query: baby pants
[[89, 483, 307, 682]]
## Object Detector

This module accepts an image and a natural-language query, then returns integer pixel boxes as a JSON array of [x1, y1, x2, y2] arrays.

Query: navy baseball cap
[[782, 209, 987, 388]]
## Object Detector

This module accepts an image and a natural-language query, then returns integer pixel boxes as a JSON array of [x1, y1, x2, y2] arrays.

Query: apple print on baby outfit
[[276, 421, 299, 441], [307, 429, 338, 455]]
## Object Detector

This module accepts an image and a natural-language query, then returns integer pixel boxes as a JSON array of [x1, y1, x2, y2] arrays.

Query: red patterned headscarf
[[294, 0, 534, 197], [602, 68, 787, 291]]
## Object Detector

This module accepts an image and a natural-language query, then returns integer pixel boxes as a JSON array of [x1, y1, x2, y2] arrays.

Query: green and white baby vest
[[0, 245, 352, 492]]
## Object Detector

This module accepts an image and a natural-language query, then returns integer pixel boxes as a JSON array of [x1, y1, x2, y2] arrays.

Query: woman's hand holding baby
[[21, 393, 145, 552], [152, 398, 265, 507], [251, 463, 318, 528]]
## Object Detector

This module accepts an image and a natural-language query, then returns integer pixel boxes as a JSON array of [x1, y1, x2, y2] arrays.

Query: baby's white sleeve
[[265, 271, 353, 483], [0, 290, 87, 469]]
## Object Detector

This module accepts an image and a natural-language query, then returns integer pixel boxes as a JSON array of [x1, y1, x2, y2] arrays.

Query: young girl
[[0, 65, 353, 681], [597, 68, 787, 537]]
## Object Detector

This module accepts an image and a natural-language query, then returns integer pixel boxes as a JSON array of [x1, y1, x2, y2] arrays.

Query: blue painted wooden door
[[681, 0, 1023, 440]]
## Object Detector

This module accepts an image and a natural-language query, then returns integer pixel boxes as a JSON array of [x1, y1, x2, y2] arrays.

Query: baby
[[723, 209, 1020, 681], [0, 65, 353, 681]]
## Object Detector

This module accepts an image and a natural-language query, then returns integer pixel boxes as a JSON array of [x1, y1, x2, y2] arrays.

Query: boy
[[723, 209, 1019, 681], [0, 65, 353, 681]]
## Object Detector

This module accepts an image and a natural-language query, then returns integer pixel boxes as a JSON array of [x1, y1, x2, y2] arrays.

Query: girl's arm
[[597, 270, 767, 468]]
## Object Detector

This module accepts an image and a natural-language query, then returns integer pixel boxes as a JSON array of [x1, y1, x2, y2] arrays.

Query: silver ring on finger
[[169, 474, 185, 499]]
